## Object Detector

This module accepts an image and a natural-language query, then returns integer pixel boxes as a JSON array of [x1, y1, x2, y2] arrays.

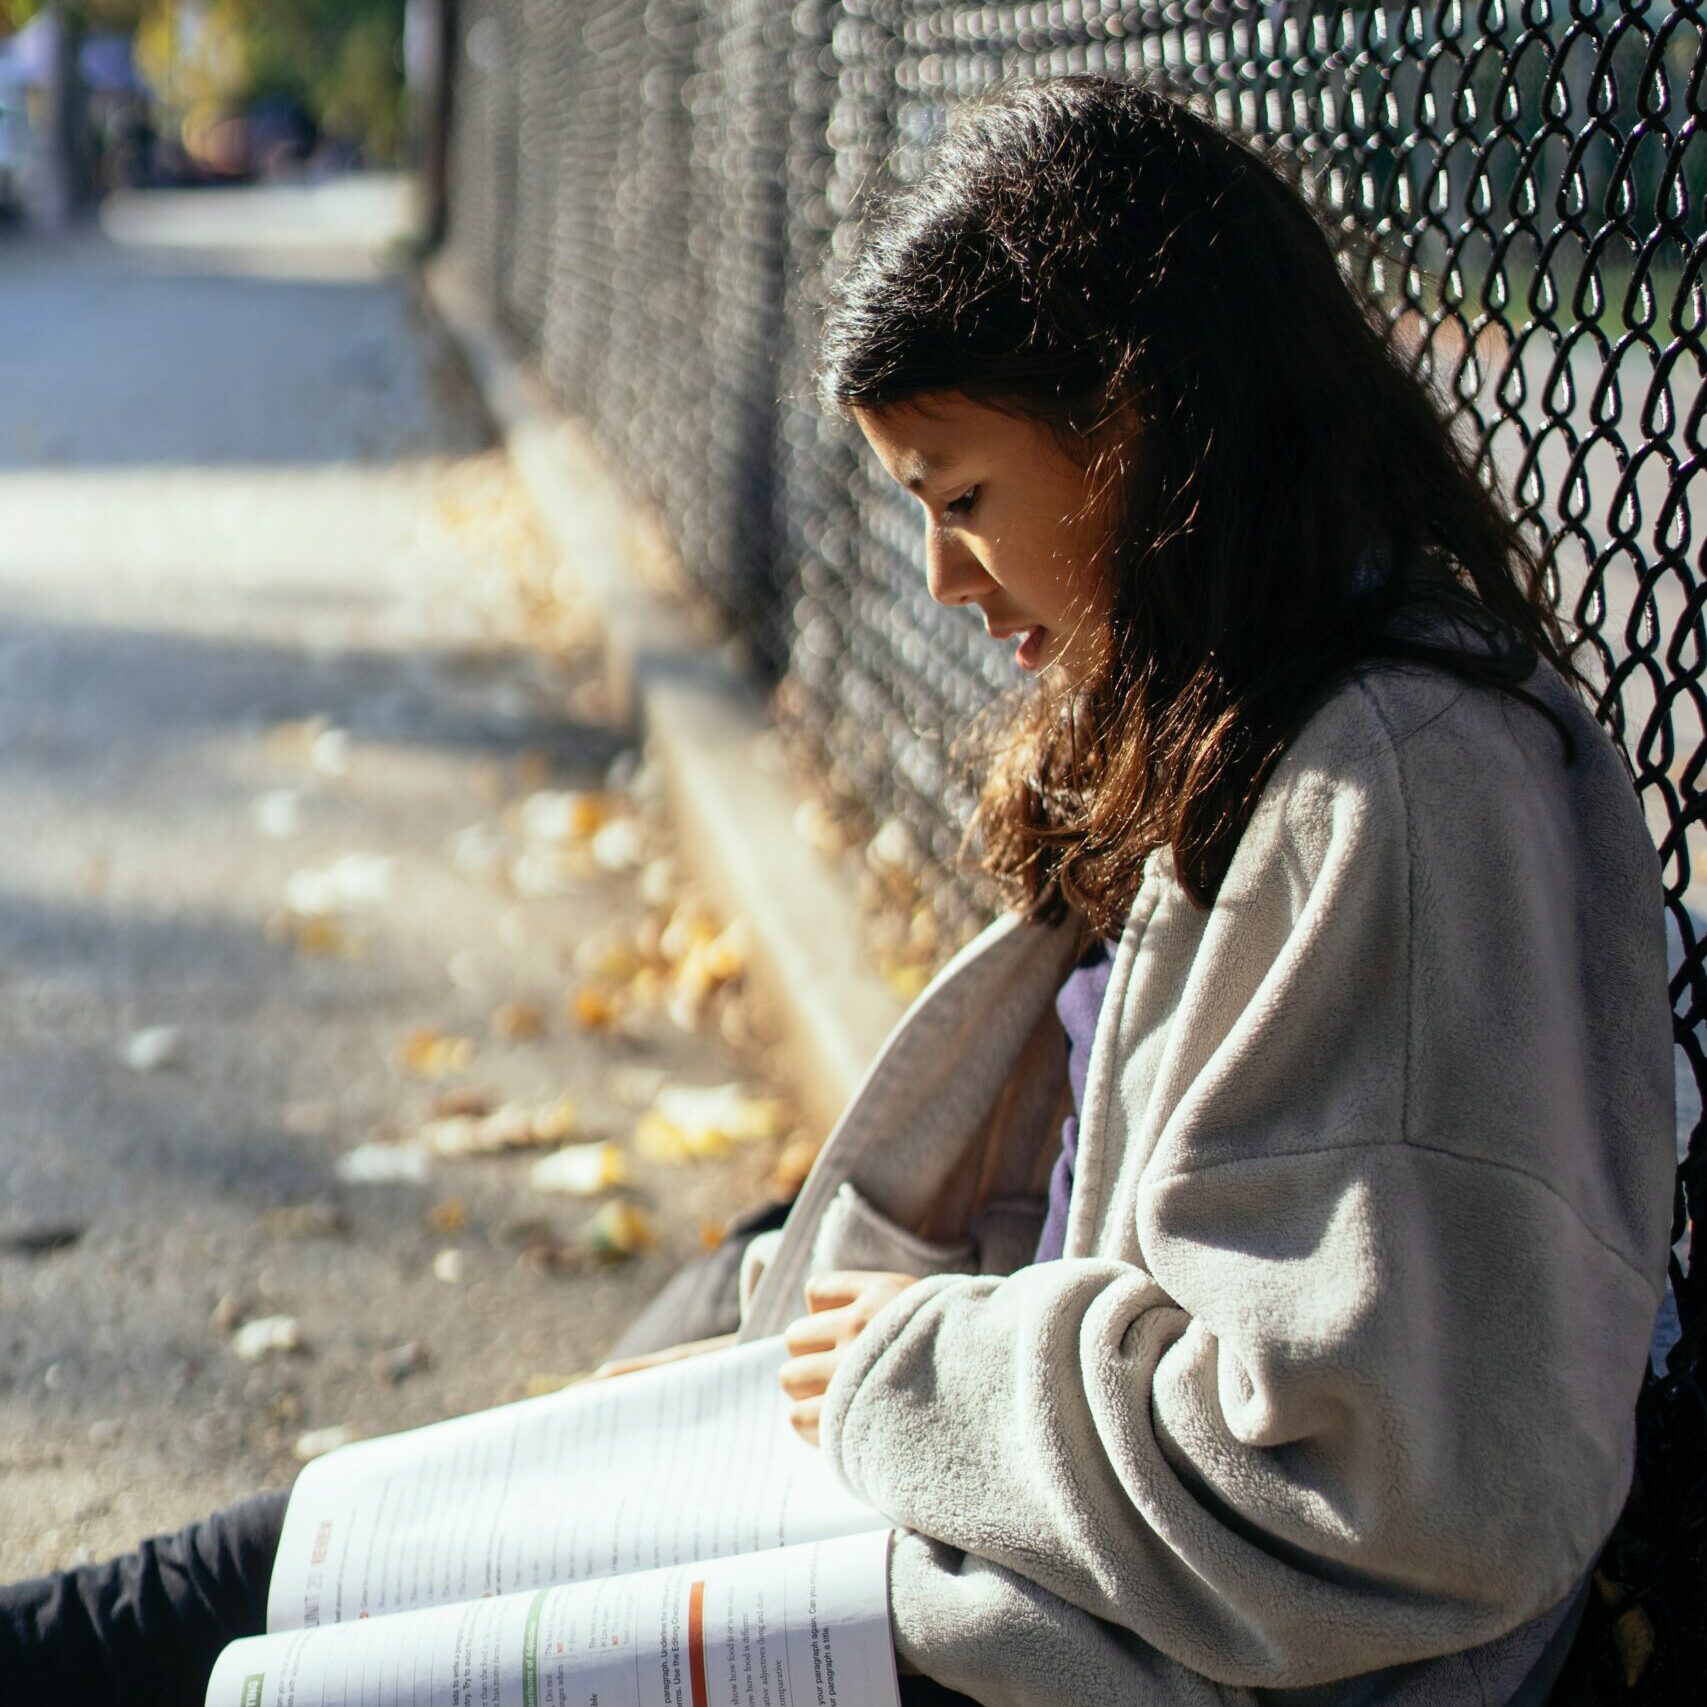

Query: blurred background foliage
[[0, 0, 409, 162]]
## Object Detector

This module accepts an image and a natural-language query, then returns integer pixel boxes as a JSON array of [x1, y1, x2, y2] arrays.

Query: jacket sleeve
[[818, 676, 1674, 1693]]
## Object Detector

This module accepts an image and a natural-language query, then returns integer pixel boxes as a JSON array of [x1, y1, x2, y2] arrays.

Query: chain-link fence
[[445, 5, 1704, 1688]]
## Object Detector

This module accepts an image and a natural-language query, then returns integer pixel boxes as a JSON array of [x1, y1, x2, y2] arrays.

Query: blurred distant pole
[[28, 2, 87, 227], [407, 0, 456, 250]]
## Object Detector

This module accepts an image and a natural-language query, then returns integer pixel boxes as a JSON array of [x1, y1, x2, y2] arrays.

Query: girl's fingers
[[803, 1272, 865, 1311], [778, 1350, 837, 1401], [588, 1331, 737, 1381], [783, 1311, 843, 1356], [803, 1269, 921, 1313], [787, 1395, 823, 1448]]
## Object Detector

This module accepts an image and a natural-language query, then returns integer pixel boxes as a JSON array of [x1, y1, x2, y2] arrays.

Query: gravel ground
[[0, 182, 804, 1579]]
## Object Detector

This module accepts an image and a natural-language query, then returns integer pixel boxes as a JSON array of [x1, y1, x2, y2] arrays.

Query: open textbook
[[206, 1337, 901, 1707]]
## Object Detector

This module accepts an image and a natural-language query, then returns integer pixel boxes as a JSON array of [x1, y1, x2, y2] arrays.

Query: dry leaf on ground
[[580, 1200, 657, 1260], [400, 1027, 475, 1079], [427, 1197, 467, 1233], [609, 1065, 669, 1107], [286, 853, 394, 917], [336, 1143, 432, 1185], [291, 916, 356, 957], [528, 1140, 629, 1197], [521, 790, 613, 843], [573, 926, 643, 981], [121, 1025, 182, 1073], [295, 1424, 358, 1462], [309, 728, 352, 777], [492, 1001, 545, 1039], [422, 1094, 576, 1157], [638, 857, 676, 907], [232, 1315, 304, 1362], [524, 1373, 582, 1398], [634, 1083, 787, 1164], [769, 1137, 821, 1198], [429, 1087, 496, 1119], [509, 846, 590, 897], [569, 987, 618, 1030], [372, 1341, 432, 1385], [879, 957, 932, 1002], [253, 789, 303, 839], [589, 817, 643, 872], [266, 713, 332, 761], [263, 1202, 346, 1240], [448, 822, 505, 879]]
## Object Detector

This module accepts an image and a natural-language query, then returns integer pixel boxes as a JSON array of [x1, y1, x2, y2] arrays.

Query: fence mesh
[[445, 3, 1704, 1690]]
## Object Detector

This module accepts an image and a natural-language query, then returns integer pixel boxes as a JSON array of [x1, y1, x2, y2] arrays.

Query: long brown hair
[[814, 76, 1591, 939]]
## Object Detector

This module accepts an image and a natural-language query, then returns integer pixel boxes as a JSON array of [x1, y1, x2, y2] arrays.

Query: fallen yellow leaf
[[265, 911, 361, 959], [423, 1094, 576, 1156], [532, 1093, 577, 1141], [1613, 1605, 1655, 1687], [402, 1027, 475, 1078], [882, 960, 931, 1002], [515, 750, 554, 791], [569, 794, 612, 838], [573, 929, 643, 981], [524, 1372, 586, 1398], [659, 904, 719, 964], [529, 1140, 628, 1196], [570, 987, 618, 1030], [493, 1001, 545, 1040], [655, 1083, 786, 1145], [294, 917, 351, 958], [770, 1137, 821, 1198], [581, 1200, 658, 1260], [701, 922, 748, 982], [634, 1109, 698, 1164], [429, 1086, 496, 1119], [427, 1198, 467, 1234]]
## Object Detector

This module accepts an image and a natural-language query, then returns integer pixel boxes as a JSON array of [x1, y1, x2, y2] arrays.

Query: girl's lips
[[1015, 626, 1048, 669]]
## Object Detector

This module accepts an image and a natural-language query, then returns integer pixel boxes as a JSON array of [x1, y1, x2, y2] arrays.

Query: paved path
[[0, 182, 792, 1576]]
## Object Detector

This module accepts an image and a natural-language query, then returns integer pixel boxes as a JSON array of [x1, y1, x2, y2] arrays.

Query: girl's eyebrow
[[899, 452, 955, 495], [898, 453, 932, 493]]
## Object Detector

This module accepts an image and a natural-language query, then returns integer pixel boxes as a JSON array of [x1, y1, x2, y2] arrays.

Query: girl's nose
[[924, 528, 989, 608]]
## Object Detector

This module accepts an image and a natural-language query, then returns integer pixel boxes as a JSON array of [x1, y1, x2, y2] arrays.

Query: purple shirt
[[1032, 934, 1119, 1263]]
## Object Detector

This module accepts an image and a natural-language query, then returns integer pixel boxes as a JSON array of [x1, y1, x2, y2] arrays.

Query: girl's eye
[[945, 486, 979, 518]]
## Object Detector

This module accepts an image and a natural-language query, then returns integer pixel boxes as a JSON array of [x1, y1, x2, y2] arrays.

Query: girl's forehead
[[853, 395, 1031, 477]]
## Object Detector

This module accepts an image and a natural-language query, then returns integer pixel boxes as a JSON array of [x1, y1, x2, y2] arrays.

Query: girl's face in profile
[[851, 393, 1115, 682]]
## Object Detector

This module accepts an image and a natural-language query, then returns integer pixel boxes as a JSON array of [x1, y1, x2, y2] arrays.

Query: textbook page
[[269, 1336, 887, 1632], [210, 1528, 901, 1707]]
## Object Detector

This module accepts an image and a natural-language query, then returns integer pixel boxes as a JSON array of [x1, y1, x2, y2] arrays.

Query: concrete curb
[[423, 262, 905, 1134]]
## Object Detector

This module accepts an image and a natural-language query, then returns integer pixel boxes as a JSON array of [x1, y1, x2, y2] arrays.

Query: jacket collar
[[741, 906, 1082, 1336]]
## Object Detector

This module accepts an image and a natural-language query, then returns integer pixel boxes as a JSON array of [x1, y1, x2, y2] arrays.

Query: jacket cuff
[[818, 1271, 974, 1486], [736, 1227, 785, 1324]]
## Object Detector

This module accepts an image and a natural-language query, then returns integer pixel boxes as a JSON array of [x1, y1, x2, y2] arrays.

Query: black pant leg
[[0, 1488, 289, 1707], [897, 1673, 983, 1705]]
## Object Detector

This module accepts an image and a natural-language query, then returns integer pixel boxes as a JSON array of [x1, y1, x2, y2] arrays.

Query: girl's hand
[[779, 1270, 920, 1447], [587, 1331, 737, 1381]]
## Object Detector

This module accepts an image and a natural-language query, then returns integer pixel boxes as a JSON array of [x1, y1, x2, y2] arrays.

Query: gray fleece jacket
[[735, 636, 1676, 1706]]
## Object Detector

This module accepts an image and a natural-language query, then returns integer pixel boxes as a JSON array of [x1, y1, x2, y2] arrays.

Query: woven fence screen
[[446, 5, 1703, 1680]]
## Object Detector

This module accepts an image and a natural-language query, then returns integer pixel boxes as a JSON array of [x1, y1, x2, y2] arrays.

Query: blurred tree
[[0, 2, 148, 28], [228, 0, 409, 161], [1, 1, 409, 163]]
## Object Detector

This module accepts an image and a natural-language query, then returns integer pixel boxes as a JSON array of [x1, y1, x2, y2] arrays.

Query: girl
[[0, 74, 1677, 1707], [742, 73, 1676, 1706]]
